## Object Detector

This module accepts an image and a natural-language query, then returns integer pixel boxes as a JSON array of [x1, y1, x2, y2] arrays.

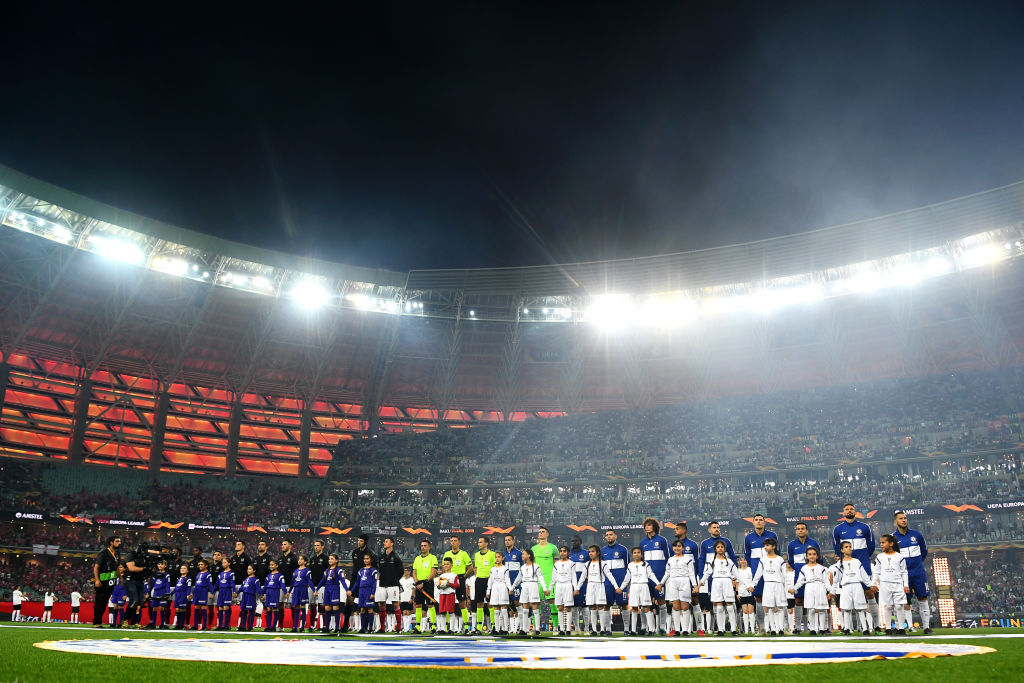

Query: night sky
[[2, 2, 1023, 271]]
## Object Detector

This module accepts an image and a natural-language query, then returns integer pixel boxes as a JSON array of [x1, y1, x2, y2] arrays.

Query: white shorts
[[838, 584, 867, 610], [665, 577, 692, 603], [488, 586, 510, 606], [627, 583, 653, 607], [878, 584, 905, 609], [585, 581, 607, 606], [553, 583, 574, 607], [519, 583, 541, 604], [710, 579, 735, 603], [761, 582, 788, 609], [310, 586, 324, 605], [801, 583, 829, 610], [374, 585, 387, 602]]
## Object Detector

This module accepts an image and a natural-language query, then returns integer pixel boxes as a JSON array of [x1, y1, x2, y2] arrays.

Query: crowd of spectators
[[2, 471, 320, 527], [329, 367, 1024, 486], [950, 555, 1024, 615]]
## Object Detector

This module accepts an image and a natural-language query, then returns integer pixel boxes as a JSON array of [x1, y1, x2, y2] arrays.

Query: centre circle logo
[[36, 637, 993, 669]]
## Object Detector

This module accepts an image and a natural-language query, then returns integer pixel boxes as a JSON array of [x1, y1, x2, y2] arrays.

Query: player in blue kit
[[504, 534, 523, 625], [262, 560, 286, 632], [172, 564, 193, 629], [641, 517, 670, 633], [238, 565, 261, 631], [289, 554, 312, 632], [214, 558, 236, 630], [569, 535, 589, 635], [144, 559, 172, 629], [351, 553, 380, 633], [833, 503, 879, 632], [893, 511, 932, 634], [743, 514, 778, 634], [601, 529, 630, 612], [787, 522, 820, 634]]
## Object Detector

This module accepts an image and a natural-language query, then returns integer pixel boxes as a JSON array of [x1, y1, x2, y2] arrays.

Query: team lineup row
[[74, 504, 930, 637]]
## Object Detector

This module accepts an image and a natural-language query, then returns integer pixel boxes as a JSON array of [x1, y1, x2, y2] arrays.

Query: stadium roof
[[2, 163, 1024, 476]]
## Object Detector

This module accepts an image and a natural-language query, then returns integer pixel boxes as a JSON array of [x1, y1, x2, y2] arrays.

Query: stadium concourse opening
[[35, 633, 995, 669]]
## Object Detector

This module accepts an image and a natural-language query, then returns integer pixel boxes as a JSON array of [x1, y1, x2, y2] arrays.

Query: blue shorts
[[216, 589, 234, 607], [240, 594, 258, 610], [264, 591, 281, 608], [323, 584, 341, 606], [510, 584, 522, 603], [291, 588, 309, 606], [174, 596, 190, 609], [574, 581, 587, 607], [794, 586, 805, 599], [752, 576, 765, 598], [358, 588, 375, 608], [906, 573, 930, 600], [605, 581, 627, 607], [648, 579, 666, 601], [192, 591, 209, 606]]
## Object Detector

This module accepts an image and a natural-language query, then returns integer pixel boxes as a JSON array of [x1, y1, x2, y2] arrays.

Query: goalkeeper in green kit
[[531, 526, 557, 631]]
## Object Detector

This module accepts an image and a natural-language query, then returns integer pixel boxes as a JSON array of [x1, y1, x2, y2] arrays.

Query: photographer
[[124, 542, 161, 627]]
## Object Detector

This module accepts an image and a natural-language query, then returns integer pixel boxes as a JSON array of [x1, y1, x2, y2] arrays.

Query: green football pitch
[[2, 624, 1021, 682]]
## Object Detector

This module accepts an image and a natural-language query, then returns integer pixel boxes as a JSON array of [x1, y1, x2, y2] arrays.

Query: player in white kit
[[485, 552, 513, 634], [734, 558, 756, 633], [700, 539, 740, 636], [70, 589, 83, 623], [549, 546, 578, 635], [574, 545, 616, 636], [617, 547, 660, 635], [749, 538, 788, 635], [873, 534, 910, 635], [12, 587, 24, 622], [43, 591, 55, 622], [791, 546, 831, 634], [399, 568, 416, 633], [832, 540, 872, 635], [510, 549, 547, 635], [662, 540, 698, 636]]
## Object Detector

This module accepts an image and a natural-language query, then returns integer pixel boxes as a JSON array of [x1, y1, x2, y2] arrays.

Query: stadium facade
[[1, 163, 1024, 478]]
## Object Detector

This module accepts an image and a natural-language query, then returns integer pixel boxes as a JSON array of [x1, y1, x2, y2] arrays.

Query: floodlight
[[960, 243, 1002, 268], [925, 257, 953, 276], [52, 226, 73, 244], [586, 294, 634, 331], [89, 235, 145, 265], [291, 280, 331, 310], [887, 264, 921, 287]]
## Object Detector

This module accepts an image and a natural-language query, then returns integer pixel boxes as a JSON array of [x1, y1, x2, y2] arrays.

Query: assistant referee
[[472, 536, 497, 632]]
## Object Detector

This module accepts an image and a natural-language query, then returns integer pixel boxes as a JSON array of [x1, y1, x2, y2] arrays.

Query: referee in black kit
[[92, 535, 121, 628]]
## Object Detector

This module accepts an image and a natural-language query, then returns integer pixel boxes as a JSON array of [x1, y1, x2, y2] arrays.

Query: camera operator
[[92, 535, 121, 628], [124, 541, 161, 627]]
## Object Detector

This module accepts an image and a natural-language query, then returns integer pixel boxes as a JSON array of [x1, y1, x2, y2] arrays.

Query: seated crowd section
[[1, 366, 1022, 614]]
